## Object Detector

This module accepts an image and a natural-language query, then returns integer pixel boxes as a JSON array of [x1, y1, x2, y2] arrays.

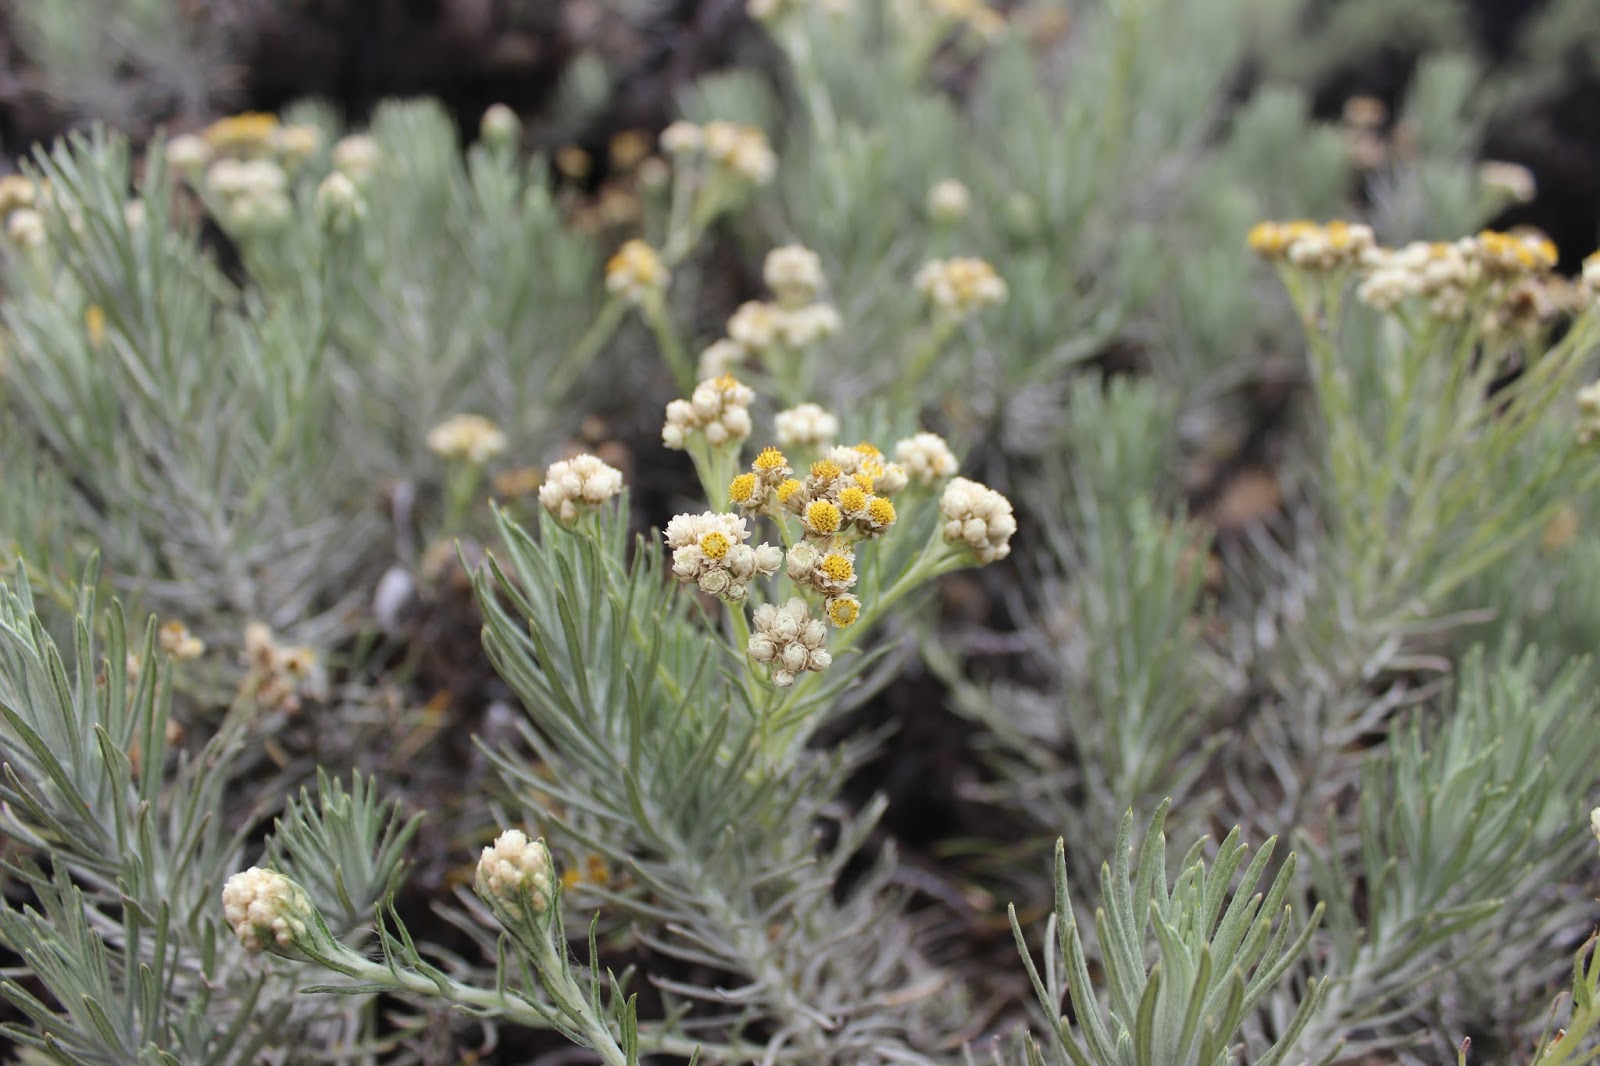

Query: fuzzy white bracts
[[940, 477, 1016, 563], [605, 238, 669, 304], [775, 403, 840, 449], [748, 598, 832, 687], [662, 375, 755, 449], [222, 867, 315, 954], [474, 829, 554, 915], [538, 454, 624, 523], [915, 256, 1008, 318], [427, 414, 508, 464], [893, 432, 958, 485], [664, 512, 782, 601]]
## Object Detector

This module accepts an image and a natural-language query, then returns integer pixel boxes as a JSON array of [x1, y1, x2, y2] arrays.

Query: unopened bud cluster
[[774, 403, 840, 450], [222, 867, 316, 954], [0, 174, 44, 251], [697, 245, 843, 377], [748, 598, 833, 687], [940, 476, 1016, 563], [427, 414, 508, 465], [660, 120, 777, 187], [474, 829, 556, 919], [538, 454, 624, 523], [915, 256, 1008, 319], [663, 375, 756, 448]]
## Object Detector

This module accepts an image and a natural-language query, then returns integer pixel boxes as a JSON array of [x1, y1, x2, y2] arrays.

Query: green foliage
[[1008, 804, 1329, 1066]]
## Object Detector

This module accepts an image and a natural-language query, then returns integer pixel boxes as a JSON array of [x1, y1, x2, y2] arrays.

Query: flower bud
[[474, 830, 557, 938], [222, 867, 324, 958], [481, 103, 521, 152]]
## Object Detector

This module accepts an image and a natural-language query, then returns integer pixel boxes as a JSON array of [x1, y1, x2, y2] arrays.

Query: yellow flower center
[[754, 446, 787, 471], [819, 554, 854, 582], [729, 473, 758, 503], [867, 497, 896, 527], [804, 501, 842, 536], [853, 441, 881, 458], [700, 531, 731, 559], [776, 478, 802, 502], [827, 597, 860, 627], [810, 460, 842, 482], [852, 471, 876, 493], [838, 486, 868, 512]]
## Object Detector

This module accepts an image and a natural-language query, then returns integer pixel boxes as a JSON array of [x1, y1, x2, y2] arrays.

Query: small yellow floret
[[853, 471, 876, 492], [854, 442, 881, 458], [819, 554, 854, 582], [205, 112, 280, 153], [777, 478, 802, 502], [700, 531, 731, 559], [867, 497, 896, 526], [729, 473, 758, 504], [810, 460, 842, 482], [85, 305, 106, 347], [754, 446, 787, 471], [804, 500, 842, 536], [838, 486, 868, 512], [826, 597, 860, 627]]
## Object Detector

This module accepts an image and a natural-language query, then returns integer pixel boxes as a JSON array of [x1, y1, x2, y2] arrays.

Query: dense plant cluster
[[4, 1, 1600, 1064]]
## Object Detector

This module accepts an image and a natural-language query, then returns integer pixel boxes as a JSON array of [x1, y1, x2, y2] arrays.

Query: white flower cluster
[[222, 867, 313, 953], [474, 829, 554, 914], [427, 414, 508, 464], [332, 134, 382, 184], [315, 171, 366, 233], [764, 245, 826, 307], [940, 477, 1016, 563], [206, 158, 292, 235], [747, 598, 833, 687], [893, 432, 959, 485], [696, 246, 842, 375], [663, 375, 755, 449], [915, 256, 1008, 318], [784, 542, 863, 627], [605, 238, 669, 305], [1355, 230, 1561, 320], [158, 620, 206, 660], [0, 174, 43, 250], [775, 403, 840, 449], [1247, 220, 1374, 271], [538, 454, 624, 522], [664, 512, 782, 601], [1357, 240, 1481, 317], [925, 179, 971, 223], [660, 120, 777, 185], [242, 622, 320, 715]]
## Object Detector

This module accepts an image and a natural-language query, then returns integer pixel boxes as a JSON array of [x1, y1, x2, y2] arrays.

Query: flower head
[[427, 414, 508, 464], [747, 598, 831, 687], [332, 134, 382, 183], [926, 179, 971, 223], [895, 432, 959, 485], [764, 245, 826, 308], [205, 112, 280, 156], [703, 122, 776, 185], [665, 512, 781, 601], [606, 238, 670, 304], [915, 256, 1008, 318], [825, 593, 861, 628], [474, 830, 558, 938], [662, 375, 755, 449], [538, 454, 624, 522], [940, 477, 1015, 563], [159, 620, 206, 661], [775, 403, 839, 449], [222, 867, 319, 955]]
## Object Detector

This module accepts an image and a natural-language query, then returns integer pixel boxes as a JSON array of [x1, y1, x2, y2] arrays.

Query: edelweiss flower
[[606, 239, 670, 304], [427, 414, 508, 464], [775, 403, 839, 449], [916, 256, 1007, 318], [538, 454, 624, 522], [747, 598, 831, 687], [894, 432, 959, 485], [940, 476, 1016, 563], [662, 375, 755, 449], [664, 512, 782, 601]]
